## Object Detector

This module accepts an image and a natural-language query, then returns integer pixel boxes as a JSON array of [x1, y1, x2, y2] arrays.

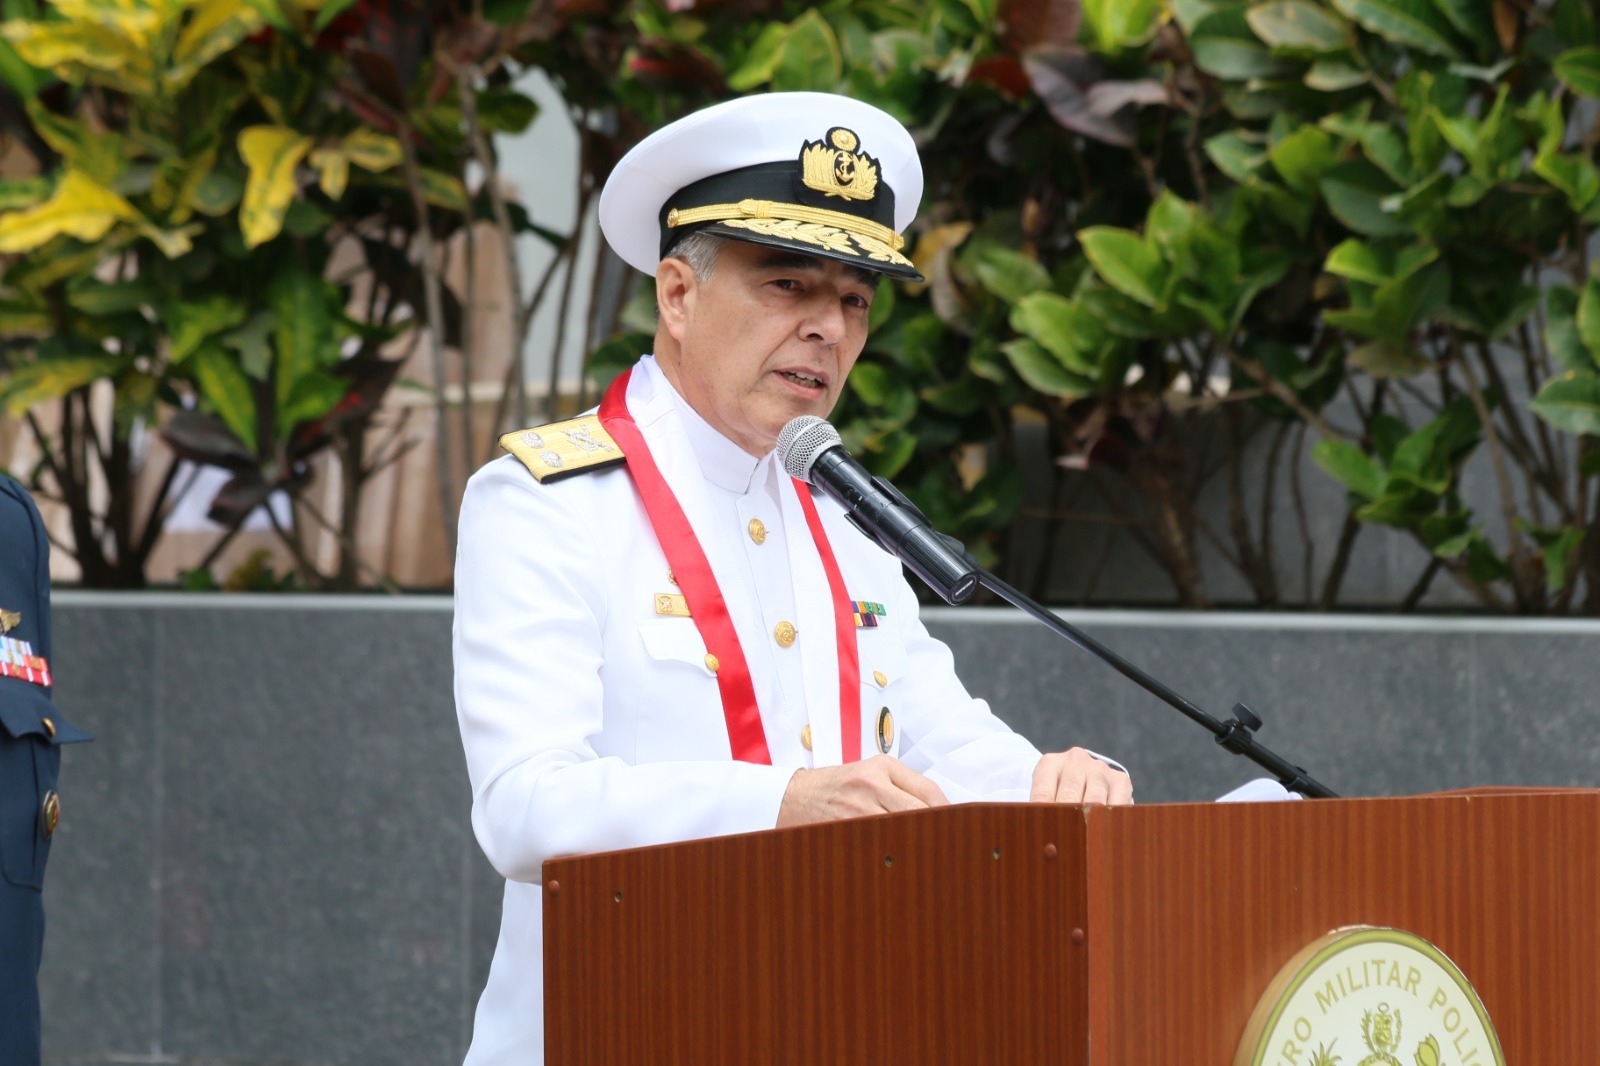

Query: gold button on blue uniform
[[39, 792, 59, 839]]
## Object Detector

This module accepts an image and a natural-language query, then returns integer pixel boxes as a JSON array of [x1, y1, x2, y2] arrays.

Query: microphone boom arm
[[974, 568, 1338, 798], [774, 412, 1334, 796]]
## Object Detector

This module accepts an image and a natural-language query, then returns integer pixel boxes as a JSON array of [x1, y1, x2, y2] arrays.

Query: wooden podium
[[543, 791, 1599, 1063]]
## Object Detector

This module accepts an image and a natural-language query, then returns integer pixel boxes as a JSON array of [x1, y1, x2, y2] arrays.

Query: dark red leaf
[[160, 411, 257, 472], [1086, 79, 1169, 112], [967, 55, 1032, 99], [999, 0, 1081, 52], [627, 42, 726, 92], [287, 356, 403, 459], [1021, 46, 1135, 147], [205, 473, 275, 527]]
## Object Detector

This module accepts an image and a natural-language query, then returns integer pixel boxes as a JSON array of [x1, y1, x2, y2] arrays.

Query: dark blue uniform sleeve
[[0, 475, 90, 1066]]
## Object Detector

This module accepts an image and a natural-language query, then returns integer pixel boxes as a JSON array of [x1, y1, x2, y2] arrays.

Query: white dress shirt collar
[[634, 354, 769, 496]]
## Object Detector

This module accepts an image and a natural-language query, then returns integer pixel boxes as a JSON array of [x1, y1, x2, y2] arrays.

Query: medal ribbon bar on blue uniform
[[0, 634, 50, 686]]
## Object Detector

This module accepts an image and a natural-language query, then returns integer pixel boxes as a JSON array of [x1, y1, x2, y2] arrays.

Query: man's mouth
[[779, 369, 826, 389]]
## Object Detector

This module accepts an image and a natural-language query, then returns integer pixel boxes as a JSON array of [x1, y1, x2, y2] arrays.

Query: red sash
[[599, 369, 861, 764]]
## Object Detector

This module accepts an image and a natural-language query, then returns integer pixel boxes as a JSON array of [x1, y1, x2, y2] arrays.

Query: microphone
[[776, 416, 979, 605]]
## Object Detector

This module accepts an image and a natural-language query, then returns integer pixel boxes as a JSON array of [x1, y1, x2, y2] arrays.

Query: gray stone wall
[[37, 595, 1600, 1064]]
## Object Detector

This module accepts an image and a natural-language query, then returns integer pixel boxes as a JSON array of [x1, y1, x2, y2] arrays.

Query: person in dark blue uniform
[[1, 475, 89, 1066]]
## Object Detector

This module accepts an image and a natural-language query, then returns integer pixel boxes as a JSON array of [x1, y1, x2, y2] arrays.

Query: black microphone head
[[776, 416, 841, 483]]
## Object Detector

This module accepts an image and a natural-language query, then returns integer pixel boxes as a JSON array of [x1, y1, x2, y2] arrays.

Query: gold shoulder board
[[499, 416, 625, 483]]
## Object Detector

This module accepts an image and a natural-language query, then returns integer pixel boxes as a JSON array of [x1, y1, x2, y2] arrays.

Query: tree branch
[[1452, 329, 1538, 609], [393, 109, 460, 556]]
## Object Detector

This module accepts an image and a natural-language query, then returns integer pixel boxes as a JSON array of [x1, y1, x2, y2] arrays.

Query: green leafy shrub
[[0, 0, 538, 586], [577, 0, 1600, 611], [8, 0, 1600, 612]]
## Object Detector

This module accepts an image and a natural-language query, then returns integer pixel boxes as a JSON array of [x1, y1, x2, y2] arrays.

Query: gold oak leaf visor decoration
[[658, 126, 922, 282]]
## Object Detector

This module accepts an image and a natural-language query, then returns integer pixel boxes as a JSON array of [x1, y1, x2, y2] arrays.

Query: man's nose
[[801, 294, 847, 345]]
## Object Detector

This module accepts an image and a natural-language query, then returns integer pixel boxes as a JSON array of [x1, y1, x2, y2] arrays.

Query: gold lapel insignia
[[0, 609, 19, 635], [654, 593, 691, 618], [499, 417, 625, 483], [800, 127, 879, 202]]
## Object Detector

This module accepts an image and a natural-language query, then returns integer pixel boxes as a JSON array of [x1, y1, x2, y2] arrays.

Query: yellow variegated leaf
[[9, 0, 155, 46], [362, 169, 471, 213], [26, 101, 127, 185], [53, 0, 165, 46], [191, 343, 259, 452], [0, 310, 52, 335], [151, 159, 183, 212], [167, 0, 264, 90], [0, 354, 130, 416], [0, 170, 138, 253], [235, 0, 290, 31], [172, 147, 218, 223], [151, 147, 216, 222], [174, 0, 259, 62], [0, 18, 155, 93], [0, 298, 52, 335], [340, 127, 402, 173], [6, 238, 114, 293], [238, 125, 312, 248], [24, 99, 87, 159], [418, 168, 468, 212], [309, 148, 349, 200], [136, 220, 204, 257], [0, 177, 52, 211]]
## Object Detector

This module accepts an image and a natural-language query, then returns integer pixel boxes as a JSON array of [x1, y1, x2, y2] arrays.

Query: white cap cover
[[597, 92, 924, 280]]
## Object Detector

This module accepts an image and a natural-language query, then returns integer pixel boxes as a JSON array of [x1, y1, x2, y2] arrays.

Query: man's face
[[655, 239, 879, 457]]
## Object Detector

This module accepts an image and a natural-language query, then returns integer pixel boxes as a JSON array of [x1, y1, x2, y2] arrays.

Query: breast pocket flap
[[635, 618, 716, 677]]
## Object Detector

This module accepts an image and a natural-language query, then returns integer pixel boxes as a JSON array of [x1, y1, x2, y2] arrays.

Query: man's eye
[[772, 278, 799, 291], [845, 294, 871, 310]]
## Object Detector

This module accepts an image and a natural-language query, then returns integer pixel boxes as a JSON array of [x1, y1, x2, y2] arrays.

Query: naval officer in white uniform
[[452, 91, 1132, 1065]]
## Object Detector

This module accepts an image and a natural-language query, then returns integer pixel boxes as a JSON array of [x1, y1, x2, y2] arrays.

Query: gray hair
[[667, 230, 725, 281]]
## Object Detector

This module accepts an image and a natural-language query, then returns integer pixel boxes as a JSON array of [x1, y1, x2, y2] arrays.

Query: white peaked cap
[[598, 92, 925, 281]]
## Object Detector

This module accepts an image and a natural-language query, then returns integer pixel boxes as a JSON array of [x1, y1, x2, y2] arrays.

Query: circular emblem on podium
[[1235, 927, 1504, 1066]]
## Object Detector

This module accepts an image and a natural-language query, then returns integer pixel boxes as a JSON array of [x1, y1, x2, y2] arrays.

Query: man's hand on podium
[[777, 756, 951, 826], [1031, 749, 1135, 806]]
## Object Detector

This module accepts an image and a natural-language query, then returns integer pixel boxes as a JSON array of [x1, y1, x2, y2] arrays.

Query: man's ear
[[655, 257, 696, 342]]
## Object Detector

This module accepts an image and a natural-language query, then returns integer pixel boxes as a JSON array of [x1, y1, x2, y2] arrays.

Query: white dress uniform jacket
[[454, 355, 1054, 1065]]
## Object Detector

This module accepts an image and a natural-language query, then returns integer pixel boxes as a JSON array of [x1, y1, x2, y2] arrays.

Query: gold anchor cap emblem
[[800, 127, 880, 202]]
